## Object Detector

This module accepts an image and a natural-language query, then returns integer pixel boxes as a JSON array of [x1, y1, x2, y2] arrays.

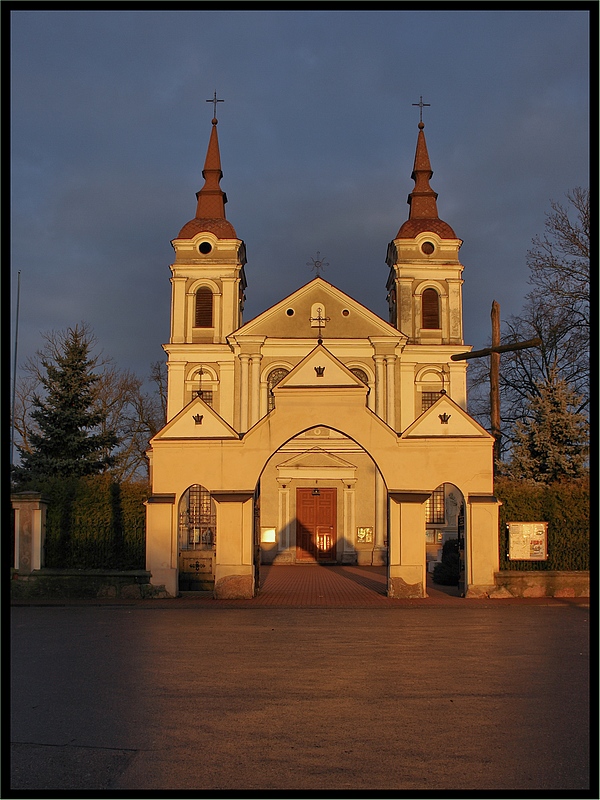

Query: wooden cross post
[[451, 301, 541, 466]]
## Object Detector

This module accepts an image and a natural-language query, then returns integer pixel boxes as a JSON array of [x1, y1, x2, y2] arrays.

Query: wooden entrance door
[[296, 488, 337, 562]]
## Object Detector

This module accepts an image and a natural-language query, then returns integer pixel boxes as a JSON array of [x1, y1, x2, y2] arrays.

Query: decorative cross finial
[[412, 95, 430, 124], [310, 305, 331, 346], [206, 91, 224, 121], [307, 251, 329, 277]]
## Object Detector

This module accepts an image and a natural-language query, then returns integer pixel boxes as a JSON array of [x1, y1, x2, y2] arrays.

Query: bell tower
[[164, 101, 246, 421], [386, 120, 464, 346]]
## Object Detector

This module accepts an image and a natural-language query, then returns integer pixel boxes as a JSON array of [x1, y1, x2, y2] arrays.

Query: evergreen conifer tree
[[505, 371, 588, 483], [13, 325, 119, 487]]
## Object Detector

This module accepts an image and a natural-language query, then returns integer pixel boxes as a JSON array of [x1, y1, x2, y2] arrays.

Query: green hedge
[[495, 477, 589, 571], [42, 474, 149, 569]]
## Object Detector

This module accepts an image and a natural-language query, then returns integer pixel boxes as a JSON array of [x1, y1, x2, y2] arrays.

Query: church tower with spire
[[163, 110, 247, 422], [386, 120, 465, 348]]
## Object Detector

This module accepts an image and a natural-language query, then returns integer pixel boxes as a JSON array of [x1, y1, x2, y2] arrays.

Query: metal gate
[[178, 484, 216, 591]]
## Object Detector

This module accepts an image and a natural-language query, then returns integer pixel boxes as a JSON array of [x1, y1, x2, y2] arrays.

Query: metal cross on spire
[[206, 91, 224, 120], [307, 251, 329, 277], [412, 95, 431, 123]]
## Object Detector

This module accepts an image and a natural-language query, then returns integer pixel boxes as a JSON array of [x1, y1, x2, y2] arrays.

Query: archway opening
[[425, 482, 465, 598], [254, 424, 389, 600]]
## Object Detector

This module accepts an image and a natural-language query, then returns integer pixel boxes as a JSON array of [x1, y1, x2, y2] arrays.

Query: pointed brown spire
[[396, 122, 456, 239], [177, 116, 237, 240]]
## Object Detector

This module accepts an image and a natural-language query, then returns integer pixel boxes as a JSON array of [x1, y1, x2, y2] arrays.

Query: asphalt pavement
[[9, 599, 592, 794]]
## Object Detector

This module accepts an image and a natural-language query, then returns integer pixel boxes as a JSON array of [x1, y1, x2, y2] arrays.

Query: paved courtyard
[[10, 570, 591, 793]]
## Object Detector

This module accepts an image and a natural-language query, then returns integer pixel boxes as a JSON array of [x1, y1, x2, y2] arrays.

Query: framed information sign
[[507, 521, 548, 561]]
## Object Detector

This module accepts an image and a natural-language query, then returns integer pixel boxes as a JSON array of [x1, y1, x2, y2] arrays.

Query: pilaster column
[[250, 354, 262, 427], [373, 473, 387, 566], [385, 354, 396, 429], [374, 354, 386, 420], [342, 483, 357, 563], [170, 276, 187, 343], [239, 354, 250, 432]]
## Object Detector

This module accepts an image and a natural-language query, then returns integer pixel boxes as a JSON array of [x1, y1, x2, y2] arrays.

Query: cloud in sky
[[10, 8, 590, 385]]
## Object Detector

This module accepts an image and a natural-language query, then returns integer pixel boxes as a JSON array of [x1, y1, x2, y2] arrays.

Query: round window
[[199, 242, 212, 255], [421, 241, 435, 255], [286, 308, 295, 316], [342, 309, 350, 316]]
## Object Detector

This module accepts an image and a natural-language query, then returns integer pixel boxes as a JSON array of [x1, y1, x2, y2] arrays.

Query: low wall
[[10, 569, 169, 601], [492, 570, 589, 598]]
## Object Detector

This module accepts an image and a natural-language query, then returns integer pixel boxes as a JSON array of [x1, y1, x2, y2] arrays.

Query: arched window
[[178, 485, 216, 551], [422, 288, 440, 329], [195, 287, 213, 328], [267, 368, 289, 412], [351, 368, 369, 384]]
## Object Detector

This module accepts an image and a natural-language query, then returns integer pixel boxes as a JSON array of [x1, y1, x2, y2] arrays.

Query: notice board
[[507, 521, 548, 561]]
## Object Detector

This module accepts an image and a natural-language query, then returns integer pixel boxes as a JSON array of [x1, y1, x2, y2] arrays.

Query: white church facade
[[145, 111, 500, 599]]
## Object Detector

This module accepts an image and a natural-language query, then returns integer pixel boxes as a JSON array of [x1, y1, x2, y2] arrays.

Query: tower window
[[422, 288, 440, 329], [198, 242, 212, 254], [421, 241, 435, 255], [195, 287, 213, 328], [422, 391, 442, 411]]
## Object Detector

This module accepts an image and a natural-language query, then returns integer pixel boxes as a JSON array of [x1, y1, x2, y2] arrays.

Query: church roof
[[176, 115, 238, 240], [395, 121, 456, 240]]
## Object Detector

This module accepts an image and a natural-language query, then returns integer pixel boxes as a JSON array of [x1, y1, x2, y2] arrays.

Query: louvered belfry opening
[[422, 288, 440, 329], [195, 286, 213, 327]]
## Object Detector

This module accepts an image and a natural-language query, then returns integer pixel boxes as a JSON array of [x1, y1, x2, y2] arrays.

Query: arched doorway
[[425, 482, 465, 597], [177, 484, 217, 592]]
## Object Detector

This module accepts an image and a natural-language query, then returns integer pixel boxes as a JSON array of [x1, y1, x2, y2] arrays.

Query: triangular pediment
[[277, 447, 356, 470], [231, 277, 406, 343], [274, 344, 368, 391], [402, 393, 492, 439], [152, 396, 239, 441]]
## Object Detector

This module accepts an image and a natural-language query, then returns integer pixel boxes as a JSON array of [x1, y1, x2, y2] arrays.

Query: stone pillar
[[166, 361, 187, 422], [387, 491, 429, 598], [212, 492, 255, 599], [145, 494, 177, 596], [11, 492, 48, 574], [239, 354, 250, 432], [217, 360, 235, 427], [467, 494, 500, 596], [385, 354, 396, 429], [250, 354, 262, 427]]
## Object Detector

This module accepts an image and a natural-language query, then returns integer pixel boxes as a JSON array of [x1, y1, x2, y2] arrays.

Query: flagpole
[[11, 271, 21, 468]]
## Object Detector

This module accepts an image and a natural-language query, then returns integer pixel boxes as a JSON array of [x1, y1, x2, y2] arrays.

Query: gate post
[[387, 491, 429, 598], [212, 491, 255, 599], [11, 492, 48, 574], [466, 494, 500, 596], [145, 493, 177, 596]]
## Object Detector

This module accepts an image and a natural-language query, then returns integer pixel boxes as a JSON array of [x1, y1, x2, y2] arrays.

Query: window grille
[[426, 485, 445, 524], [422, 288, 440, 329], [351, 368, 369, 384], [178, 485, 216, 551], [267, 368, 289, 412], [195, 287, 213, 328], [194, 389, 213, 407], [422, 391, 442, 411]]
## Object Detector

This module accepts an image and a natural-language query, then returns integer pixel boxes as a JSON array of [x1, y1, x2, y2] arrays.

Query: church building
[[145, 108, 500, 599]]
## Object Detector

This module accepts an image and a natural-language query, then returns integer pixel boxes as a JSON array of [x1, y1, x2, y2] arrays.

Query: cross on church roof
[[412, 95, 431, 124], [307, 251, 329, 277], [310, 305, 331, 346], [206, 91, 224, 121]]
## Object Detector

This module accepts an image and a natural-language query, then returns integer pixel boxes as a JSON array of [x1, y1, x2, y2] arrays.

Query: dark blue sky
[[10, 9, 590, 384]]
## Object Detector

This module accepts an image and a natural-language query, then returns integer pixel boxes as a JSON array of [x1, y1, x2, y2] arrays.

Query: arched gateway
[[144, 109, 500, 600]]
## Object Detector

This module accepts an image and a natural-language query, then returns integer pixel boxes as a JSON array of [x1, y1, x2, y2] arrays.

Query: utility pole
[[451, 301, 541, 466], [11, 271, 21, 468]]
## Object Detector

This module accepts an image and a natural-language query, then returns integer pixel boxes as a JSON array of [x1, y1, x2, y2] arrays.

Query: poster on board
[[507, 522, 548, 560]]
